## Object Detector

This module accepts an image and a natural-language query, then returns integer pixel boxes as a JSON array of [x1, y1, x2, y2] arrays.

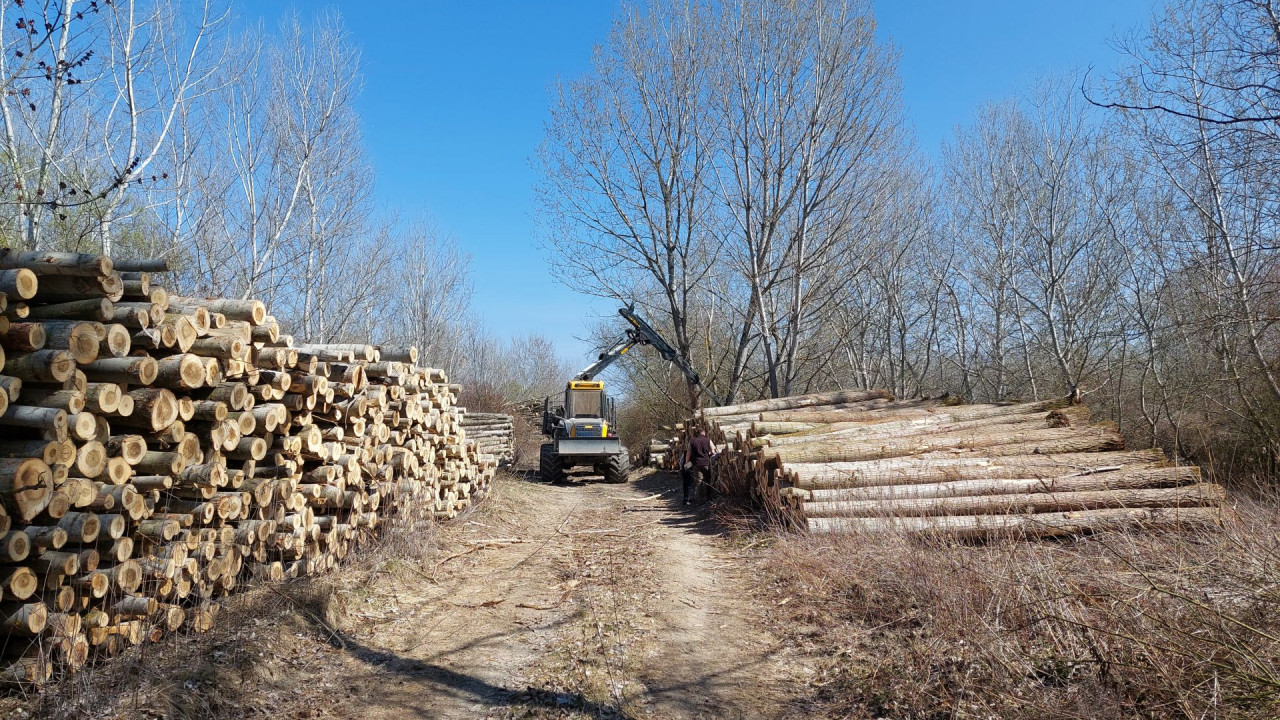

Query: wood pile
[[641, 428, 679, 469], [509, 397, 545, 433], [0, 250, 497, 684], [457, 412, 514, 464], [680, 390, 1227, 538]]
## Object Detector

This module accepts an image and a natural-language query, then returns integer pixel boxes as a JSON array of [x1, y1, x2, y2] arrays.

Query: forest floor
[[7, 469, 816, 720]]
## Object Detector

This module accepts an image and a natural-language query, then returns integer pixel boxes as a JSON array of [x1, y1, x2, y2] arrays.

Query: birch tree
[[393, 223, 473, 366], [189, 13, 360, 301]]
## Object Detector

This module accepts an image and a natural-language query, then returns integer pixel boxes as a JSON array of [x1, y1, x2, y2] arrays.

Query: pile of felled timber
[[642, 428, 680, 469], [684, 389, 1226, 538], [458, 412, 514, 464], [0, 250, 497, 684]]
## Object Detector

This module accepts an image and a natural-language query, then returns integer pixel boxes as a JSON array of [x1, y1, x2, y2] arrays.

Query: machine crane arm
[[574, 306, 723, 407], [573, 334, 640, 382]]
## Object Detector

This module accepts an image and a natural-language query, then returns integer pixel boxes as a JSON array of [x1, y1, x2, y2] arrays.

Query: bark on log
[[0, 442, 61, 465], [41, 321, 100, 364], [700, 389, 895, 418], [112, 258, 168, 273], [33, 274, 124, 302], [168, 296, 266, 326], [785, 450, 1171, 490], [0, 376, 18, 401], [1, 405, 67, 435], [808, 505, 1228, 538], [21, 389, 84, 414], [105, 435, 147, 465], [119, 388, 178, 432], [806, 465, 1203, 503], [765, 425, 1125, 467], [84, 383, 122, 414], [0, 251, 112, 276], [1, 322, 45, 352], [154, 354, 206, 390], [3, 350, 75, 383], [81, 356, 158, 386], [19, 298, 113, 322], [0, 602, 47, 636], [804, 482, 1224, 518]]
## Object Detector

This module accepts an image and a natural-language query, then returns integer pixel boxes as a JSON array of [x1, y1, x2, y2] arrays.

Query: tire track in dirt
[[504, 471, 795, 719], [329, 476, 599, 720], [200, 470, 795, 719]]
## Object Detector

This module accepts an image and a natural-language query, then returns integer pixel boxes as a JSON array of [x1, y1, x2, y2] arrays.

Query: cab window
[[569, 389, 602, 418]]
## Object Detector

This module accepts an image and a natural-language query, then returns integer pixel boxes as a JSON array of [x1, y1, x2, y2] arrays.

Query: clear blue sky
[[250, 0, 1156, 362]]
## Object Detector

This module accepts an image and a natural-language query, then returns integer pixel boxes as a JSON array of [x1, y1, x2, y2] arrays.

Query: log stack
[[457, 412, 514, 464], [641, 427, 680, 469], [0, 250, 497, 684], [681, 390, 1227, 538]]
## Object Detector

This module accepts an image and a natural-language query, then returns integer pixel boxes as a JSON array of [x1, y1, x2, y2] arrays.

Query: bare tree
[[0, 0, 226, 252], [538, 0, 718, 407], [710, 0, 909, 399], [541, 0, 916, 404], [1103, 0, 1280, 456], [940, 84, 1131, 403], [187, 12, 360, 301], [392, 222, 473, 365], [942, 102, 1028, 401]]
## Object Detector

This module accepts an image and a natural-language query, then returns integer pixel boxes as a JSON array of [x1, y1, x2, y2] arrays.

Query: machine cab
[[545, 380, 618, 439]]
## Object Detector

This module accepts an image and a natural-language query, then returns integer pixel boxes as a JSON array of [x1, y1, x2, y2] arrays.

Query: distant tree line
[[539, 0, 1280, 483]]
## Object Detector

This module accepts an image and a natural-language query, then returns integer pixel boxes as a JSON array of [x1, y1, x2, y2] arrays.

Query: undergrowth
[[761, 498, 1280, 719]]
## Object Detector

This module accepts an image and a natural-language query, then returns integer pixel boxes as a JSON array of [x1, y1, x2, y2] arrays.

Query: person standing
[[683, 427, 716, 505]]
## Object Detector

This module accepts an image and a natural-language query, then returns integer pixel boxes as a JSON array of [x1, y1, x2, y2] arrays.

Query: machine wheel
[[539, 443, 565, 484], [602, 451, 630, 484]]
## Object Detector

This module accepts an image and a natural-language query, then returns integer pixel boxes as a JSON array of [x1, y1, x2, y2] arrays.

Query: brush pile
[[674, 390, 1226, 538], [0, 250, 496, 684]]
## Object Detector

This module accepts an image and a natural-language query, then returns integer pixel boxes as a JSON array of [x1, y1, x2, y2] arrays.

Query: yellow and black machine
[[539, 306, 720, 484]]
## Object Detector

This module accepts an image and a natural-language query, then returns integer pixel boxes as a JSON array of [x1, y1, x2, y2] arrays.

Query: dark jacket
[[688, 436, 714, 467]]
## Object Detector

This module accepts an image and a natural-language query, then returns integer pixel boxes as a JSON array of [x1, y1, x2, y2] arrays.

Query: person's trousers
[[683, 465, 712, 502]]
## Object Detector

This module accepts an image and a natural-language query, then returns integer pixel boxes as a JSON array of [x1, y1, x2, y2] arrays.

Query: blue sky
[[248, 0, 1156, 362]]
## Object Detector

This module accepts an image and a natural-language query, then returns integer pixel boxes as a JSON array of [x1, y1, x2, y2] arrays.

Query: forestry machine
[[539, 306, 721, 484]]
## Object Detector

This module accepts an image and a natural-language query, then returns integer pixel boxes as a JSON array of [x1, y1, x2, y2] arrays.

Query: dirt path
[[629, 485, 787, 719], [327, 470, 794, 719], [10, 470, 800, 720]]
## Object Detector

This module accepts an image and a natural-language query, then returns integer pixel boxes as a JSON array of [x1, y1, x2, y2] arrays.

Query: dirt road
[[317, 470, 796, 719], [10, 470, 805, 720]]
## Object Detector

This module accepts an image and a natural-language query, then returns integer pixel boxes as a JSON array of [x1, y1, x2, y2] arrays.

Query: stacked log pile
[[681, 390, 1226, 538], [641, 427, 679, 469], [0, 250, 496, 684], [458, 412, 514, 464]]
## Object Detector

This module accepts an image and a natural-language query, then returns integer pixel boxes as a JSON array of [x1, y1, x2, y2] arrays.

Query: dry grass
[[760, 497, 1280, 719]]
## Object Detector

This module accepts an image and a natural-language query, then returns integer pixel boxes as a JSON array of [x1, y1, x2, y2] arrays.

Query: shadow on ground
[[291, 579, 642, 719]]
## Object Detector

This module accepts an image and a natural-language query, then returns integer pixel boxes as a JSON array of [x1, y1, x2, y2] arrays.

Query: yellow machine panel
[[569, 381, 604, 390]]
